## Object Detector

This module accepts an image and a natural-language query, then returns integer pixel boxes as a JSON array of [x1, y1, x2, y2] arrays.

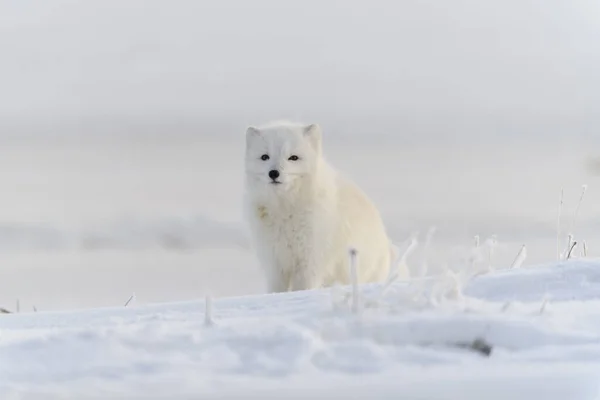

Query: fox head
[[244, 120, 323, 198]]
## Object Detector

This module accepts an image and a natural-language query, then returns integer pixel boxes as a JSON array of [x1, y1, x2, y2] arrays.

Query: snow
[[2, 260, 600, 399]]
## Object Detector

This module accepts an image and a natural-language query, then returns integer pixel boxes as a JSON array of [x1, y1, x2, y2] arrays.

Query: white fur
[[243, 120, 397, 293]]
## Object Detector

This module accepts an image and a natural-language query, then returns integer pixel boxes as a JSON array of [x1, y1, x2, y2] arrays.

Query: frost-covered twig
[[539, 295, 550, 315], [379, 234, 419, 298], [420, 226, 437, 278], [486, 235, 498, 271], [569, 184, 588, 236], [445, 270, 464, 301], [205, 295, 214, 326], [400, 234, 419, 272], [349, 248, 360, 314], [501, 300, 512, 312], [510, 244, 527, 269], [562, 234, 574, 261], [465, 235, 482, 277], [557, 188, 563, 261], [566, 241, 577, 260], [124, 293, 135, 307]]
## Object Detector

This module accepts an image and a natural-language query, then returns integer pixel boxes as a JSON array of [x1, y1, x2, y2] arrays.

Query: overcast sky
[[0, 0, 598, 136]]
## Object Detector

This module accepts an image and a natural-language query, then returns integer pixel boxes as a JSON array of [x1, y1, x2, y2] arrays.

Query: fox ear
[[246, 126, 261, 139], [246, 126, 261, 150], [303, 123, 322, 152]]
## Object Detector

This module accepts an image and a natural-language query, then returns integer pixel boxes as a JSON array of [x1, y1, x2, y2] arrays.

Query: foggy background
[[0, 0, 598, 311], [1, 0, 599, 137]]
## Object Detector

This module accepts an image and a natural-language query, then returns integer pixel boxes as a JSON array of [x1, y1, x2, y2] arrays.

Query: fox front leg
[[289, 266, 322, 291], [265, 267, 290, 293]]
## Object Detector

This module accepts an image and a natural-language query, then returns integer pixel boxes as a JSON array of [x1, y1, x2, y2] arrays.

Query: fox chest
[[252, 205, 320, 265]]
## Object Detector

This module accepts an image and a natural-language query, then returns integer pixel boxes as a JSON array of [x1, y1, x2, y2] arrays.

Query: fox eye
[[288, 155, 299, 161], [260, 154, 269, 161]]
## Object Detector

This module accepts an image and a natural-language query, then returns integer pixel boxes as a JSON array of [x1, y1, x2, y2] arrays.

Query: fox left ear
[[246, 126, 261, 138], [246, 126, 261, 149], [303, 123, 322, 153]]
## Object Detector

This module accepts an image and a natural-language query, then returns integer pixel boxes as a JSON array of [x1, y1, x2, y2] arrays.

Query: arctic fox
[[243, 120, 397, 293]]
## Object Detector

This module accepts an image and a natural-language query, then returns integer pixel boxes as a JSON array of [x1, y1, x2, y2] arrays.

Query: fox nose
[[268, 170, 280, 180]]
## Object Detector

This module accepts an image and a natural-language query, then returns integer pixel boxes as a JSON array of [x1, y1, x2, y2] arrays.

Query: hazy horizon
[[1, 0, 599, 141]]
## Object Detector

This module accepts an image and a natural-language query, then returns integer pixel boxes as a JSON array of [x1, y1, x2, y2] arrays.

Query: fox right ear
[[303, 123, 322, 153]]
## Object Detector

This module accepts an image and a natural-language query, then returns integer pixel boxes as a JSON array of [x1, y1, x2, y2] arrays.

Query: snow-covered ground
[[2, 260, 600, 399]]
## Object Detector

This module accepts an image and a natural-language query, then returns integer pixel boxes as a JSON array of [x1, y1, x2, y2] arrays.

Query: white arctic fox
[[243, 120, 397, 293]]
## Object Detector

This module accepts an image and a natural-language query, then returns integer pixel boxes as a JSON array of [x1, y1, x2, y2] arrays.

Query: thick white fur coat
[[243, 120, 396, 293]]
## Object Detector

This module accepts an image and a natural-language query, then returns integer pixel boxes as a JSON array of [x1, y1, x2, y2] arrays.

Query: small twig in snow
[[124, 293, 135, 307], [510, 244, 527, 269], [420, 226, 437, 278], [486, 235, 498, 271], [567, 241, 577, 260], [539, 295, 550, 315], [569, 184, 588, 236], [349, 248, 360, 314], [562, 234, 574, 260], [400, 234, 419, 268], [445, 270, 464, 301], [557, 188, 563, 261], [466, 236, 481, 277], [205, 295, 214, 326], [501, 301, 512, 313], [379, 234, 419, 298]]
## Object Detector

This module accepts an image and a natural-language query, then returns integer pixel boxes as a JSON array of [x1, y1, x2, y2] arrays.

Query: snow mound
[[2, 260, 600, 399]]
